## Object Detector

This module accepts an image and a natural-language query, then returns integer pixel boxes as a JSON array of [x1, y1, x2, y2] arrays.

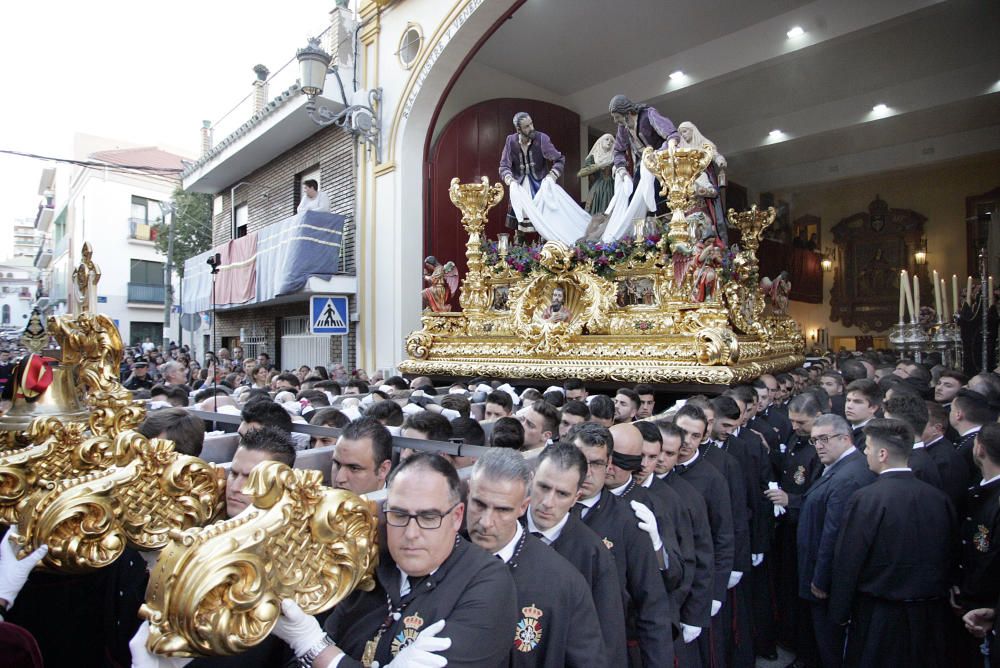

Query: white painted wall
[[61, 167, 181, 346]]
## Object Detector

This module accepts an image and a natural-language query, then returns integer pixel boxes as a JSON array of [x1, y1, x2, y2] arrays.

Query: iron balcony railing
[[128, 282, 166, 303]]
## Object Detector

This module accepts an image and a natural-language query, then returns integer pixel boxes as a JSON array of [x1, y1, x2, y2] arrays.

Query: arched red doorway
[[425, 98, 581, 308]]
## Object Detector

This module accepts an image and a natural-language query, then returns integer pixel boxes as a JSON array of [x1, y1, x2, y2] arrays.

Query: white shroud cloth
[[601, 162, 657, 243], [508, 178, 591, 246]]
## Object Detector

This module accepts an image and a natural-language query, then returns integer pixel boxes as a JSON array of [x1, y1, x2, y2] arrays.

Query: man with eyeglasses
[[796, 414, 874, 668], [271, 452, 518, 668]]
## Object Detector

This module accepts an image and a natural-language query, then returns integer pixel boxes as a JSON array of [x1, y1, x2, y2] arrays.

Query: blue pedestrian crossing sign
[[310, 295, 349, 335]]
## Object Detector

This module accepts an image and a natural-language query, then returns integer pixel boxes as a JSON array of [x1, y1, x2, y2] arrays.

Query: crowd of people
[[2, 345, 1000, 668]]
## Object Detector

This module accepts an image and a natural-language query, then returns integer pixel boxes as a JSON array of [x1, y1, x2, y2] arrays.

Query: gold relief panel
[[140, 462, 378, 657], [15, 430, 224, 572]]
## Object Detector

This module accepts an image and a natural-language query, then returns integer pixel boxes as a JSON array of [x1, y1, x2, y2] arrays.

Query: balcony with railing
[[128, 283, 166, 304], [128, 217, 162, 242]]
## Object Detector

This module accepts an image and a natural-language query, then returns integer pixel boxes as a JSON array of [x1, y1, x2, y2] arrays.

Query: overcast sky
[[0, 1, 340, 254]]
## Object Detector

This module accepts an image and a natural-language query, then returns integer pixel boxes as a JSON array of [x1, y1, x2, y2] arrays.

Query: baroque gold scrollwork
[[14, 430, 225, 571], [140, 462, 377, 657]]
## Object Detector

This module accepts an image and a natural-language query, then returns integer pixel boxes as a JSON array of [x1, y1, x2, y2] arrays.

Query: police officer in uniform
[[764, 392, 823, 666], [954, 423, 1000, 663]]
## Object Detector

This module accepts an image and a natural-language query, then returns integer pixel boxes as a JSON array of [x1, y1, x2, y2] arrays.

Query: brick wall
[[207, 124, 358, 371], [211, 125, 356, 273]]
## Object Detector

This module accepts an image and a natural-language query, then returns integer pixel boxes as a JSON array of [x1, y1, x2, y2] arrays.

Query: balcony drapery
[[182, 210, 345, 313]]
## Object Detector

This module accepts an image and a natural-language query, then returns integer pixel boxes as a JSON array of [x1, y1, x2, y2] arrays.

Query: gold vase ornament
[[642, 144, 714, 252], [140, 461, 379, 657]]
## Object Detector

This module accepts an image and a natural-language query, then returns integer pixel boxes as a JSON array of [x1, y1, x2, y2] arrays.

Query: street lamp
[[296, 37, 382, 159]]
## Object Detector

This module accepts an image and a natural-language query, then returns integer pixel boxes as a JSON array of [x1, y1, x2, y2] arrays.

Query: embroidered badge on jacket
[[514, 604, 544, 652], [602, 537, 614, 551], [391, 613, 425, 655], [793, 465, 806, 486], [974, 524, 990, 553]]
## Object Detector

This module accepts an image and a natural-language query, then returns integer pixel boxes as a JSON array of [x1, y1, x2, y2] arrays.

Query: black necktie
[[530, 530, 544, 539], [674, 463, 687, 473]]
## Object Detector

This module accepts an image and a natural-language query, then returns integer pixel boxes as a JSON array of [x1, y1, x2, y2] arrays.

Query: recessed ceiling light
[[669, 70, 685, 81], [787, 26, 804, 38], [769, 130, 784, 138], [872, 103, 888, 113]]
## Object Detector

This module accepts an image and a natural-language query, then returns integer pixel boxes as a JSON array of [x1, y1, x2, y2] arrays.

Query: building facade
[[180, 0, 1000, 372], [45, 135, 184, 348]]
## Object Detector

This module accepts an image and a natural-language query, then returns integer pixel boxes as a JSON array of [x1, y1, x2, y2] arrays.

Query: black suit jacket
[[701, 441, 752, 570], [924, 436, 970, 507], [324, 538, 518, 668], [676, 452, 735, 601], [661, 472, 715, 627], [956, 476, 1000, 609], [829, 471, 955, 623], [579, 488, 675, 666], [642, 476, 696, 612], [956, 428, 983, 483], [508, 532, 607, 668], [547, 513, 628, 666], [797, 449, 876, 600]]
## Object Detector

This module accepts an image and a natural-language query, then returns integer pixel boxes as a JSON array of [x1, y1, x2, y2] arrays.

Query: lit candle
[[898, 271, 905, 323], [933, 270, 942, 321], [952, 275, 959, 314], [990, 276, 995, 307], [912, 274, 921, 322], [967, 276, 973, 306], [901, 270, 914, 322], [941, 278, 949, 321]]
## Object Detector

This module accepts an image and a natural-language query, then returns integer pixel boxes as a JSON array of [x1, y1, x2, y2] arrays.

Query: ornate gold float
[[140, 461, 378, 657], [400, 146, 804, 386]]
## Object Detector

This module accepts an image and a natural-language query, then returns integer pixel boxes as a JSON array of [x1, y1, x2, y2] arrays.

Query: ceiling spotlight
[[787, 26, 804, 39], [769, 129, 784, 138], [669, 70, 685, 81], [872, 103, 888, 113]]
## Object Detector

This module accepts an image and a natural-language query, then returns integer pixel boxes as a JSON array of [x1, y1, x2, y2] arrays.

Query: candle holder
[[902, 322, 930, 363], [497, 233, 509, 259]]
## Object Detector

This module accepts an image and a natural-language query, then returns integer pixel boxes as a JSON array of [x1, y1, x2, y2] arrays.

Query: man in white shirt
[[297, 179, 330, 213]]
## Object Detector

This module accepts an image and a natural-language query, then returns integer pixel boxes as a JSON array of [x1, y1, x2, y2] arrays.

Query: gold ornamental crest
[[140, 461, 379, 657]]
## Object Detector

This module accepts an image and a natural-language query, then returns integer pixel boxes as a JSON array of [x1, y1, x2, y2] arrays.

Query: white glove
[[545, 171, 558, 182], [129, 621, 193, 668], [680, 624, 702, 643], [139, 550, 159, 571], [752, 553, 764, 567], [273, 599, 327, 658], [728, 571, 743, 589], [386, 619, 451, 668], [630, 500, 662, 553], [0, 526, 47, 607], [503, 174, 514, 186], [711, 600, 722, 616], [613, 167, 629, 180]]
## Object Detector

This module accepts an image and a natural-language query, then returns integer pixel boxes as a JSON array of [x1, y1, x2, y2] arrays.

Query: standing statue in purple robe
[[499, 112, 566, 244], [609, 95, 680, 215]]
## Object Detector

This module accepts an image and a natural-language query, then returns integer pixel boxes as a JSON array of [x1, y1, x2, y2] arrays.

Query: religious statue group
[[422, 95, 791, 315]]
